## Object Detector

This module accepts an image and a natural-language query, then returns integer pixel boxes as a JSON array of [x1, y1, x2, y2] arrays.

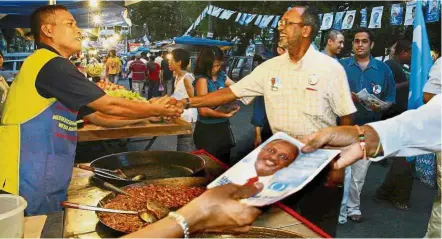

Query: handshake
[[146, 96, 189, 119]]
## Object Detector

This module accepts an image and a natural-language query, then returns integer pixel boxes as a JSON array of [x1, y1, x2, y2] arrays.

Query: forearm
[[360, 125, 383, 157], [255, 127, 262, 137], [339, 114, 353, 126], [367, 95, 441, 158], [85, 112, 145, 127], [88, 96, 162, 119], [190, 88, 237, 108], [198, 107, 231, 118]]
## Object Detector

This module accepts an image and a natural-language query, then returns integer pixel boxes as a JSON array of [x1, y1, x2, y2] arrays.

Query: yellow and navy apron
[[0, 49, 78, 215]]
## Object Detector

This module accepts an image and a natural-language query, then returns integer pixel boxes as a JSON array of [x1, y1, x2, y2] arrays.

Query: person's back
[[147, 56, 161, 99], [130, 59, 148, 81]]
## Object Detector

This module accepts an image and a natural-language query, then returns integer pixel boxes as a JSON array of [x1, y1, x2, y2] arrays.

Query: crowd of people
[[0, 3, 440, 239]]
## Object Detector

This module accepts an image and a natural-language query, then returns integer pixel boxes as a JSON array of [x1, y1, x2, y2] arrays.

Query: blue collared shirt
[[340, 56, 396, 124], [321, 49, 337, 59]]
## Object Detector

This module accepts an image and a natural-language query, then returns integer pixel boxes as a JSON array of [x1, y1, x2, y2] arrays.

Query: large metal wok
[[94, 177, 306, 238], [94, 177, 209, 237], [90, 151, 206, 186]]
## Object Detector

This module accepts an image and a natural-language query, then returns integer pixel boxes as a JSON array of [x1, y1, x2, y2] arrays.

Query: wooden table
[[63, 154, 322, 238], [77, 118, 192, 142]]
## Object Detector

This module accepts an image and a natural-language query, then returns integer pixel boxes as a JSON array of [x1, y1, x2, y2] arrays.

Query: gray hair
[[299, 6, 320, 42]]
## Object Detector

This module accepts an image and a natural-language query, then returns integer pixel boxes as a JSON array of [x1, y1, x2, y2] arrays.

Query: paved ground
[[76, 78, 437, 238]]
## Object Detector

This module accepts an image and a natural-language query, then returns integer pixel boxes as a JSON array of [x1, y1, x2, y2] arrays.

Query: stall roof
[[0, 1, 128, 28]]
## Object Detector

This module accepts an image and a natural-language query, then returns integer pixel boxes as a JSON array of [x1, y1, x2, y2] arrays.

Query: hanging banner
[[244, 14, 257, 26], [360, 8, 368, 27], [369, 6, 384, 28], [320, 13, 334, 30], [404, 1, 417, 25], [271, 15, 281, 28], [426, 0, 441, 22], [211, 6, 223, 17], [333, 11, 345, 30], [391, 3, 404, 25], [254, 15, 263, 26], [342, 10, 356, 29], [236, 12, 243, 23], [259, 15, 275, 28], [219, 9, 236, 20]]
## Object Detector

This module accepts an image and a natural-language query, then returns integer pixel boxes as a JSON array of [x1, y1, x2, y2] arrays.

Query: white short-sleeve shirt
[[230, 45, 356, 137], [423, 58, 441, 95]]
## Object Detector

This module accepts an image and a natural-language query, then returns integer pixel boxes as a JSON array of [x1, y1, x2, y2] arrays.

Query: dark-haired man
[[376, 39, 414, 211], [0, 5, 182, 216], [322, 30, 344, 59], [175, 6, 356, 236], [339, 28, 396, 223]]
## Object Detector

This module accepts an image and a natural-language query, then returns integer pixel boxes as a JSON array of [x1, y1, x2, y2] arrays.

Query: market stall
[[53, 150, 327, 238]]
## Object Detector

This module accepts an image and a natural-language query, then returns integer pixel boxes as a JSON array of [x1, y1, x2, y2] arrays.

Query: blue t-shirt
[[194, 71, 228, 124], [339, 56, 396, 124]]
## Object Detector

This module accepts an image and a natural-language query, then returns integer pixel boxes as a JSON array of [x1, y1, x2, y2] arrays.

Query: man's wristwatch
[[183, 98, 190, 109]]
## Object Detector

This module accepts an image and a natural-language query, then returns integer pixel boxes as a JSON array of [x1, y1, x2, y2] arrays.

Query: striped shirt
[[129, 60, 148, 81], [230, 45, 356, 137]]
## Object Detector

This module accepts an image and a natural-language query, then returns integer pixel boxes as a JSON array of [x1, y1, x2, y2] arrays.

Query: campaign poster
[[368, 6, 384, 28]]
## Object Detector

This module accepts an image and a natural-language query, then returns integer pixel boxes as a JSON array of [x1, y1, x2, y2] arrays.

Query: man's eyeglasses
[[278, 19, 304, 28]]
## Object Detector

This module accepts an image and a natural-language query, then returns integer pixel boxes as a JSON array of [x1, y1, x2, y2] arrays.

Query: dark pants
[[128, 77, 133, 90], [282, 166, 343, 237], [377, 157, 414, 204], [148, 80, 160, 99], [194, 120, 235, 165]]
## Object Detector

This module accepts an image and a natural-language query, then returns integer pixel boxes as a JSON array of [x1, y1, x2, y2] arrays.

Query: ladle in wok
[[92, 177, 170, 219], [75, 164, 146, 181], [61, 201, 158, 223]]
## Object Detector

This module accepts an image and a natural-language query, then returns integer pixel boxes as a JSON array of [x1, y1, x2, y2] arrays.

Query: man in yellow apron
[[0, 5, 182, 216]]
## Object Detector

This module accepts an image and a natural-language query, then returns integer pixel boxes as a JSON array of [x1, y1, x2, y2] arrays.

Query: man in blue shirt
[[339, 28, 395, 223]]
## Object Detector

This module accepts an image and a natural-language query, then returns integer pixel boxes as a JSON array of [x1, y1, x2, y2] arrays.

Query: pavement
[[76, 78, 437, 238]]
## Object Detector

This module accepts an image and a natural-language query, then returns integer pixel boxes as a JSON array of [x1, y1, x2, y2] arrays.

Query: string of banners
[[184, 1, 440, 35]]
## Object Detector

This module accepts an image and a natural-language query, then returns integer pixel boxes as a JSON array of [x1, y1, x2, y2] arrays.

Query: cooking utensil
[[61, 202, 157, 223], [192, 226, 306, 238], [96, 177, 209, 235], [75, 164, 128, 181], [92, 177, 170, 219], [90, 151, 206, 186]]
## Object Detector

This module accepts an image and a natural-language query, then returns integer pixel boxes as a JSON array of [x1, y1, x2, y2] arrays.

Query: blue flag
[[407, 1, 434, 163], [408, 0, 434, 110]]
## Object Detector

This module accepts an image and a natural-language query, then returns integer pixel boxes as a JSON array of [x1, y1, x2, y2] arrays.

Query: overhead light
[[93, 14, 101, 25], [89, 0, 99, 8], [114, 33, 120, 41]]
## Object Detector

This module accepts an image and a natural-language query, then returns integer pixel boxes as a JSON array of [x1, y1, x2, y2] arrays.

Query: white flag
[[211, 6, 223, 17], [259, 15, 275, 28], [219, 10, 236, 20]]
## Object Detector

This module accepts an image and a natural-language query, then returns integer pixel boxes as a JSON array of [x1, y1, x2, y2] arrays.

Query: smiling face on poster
[[320, 13, 334, 30], [426, 0, 441, 22], [368, 6, 384, 28], [342, 10, 356, 30], [207, 132, 340, 206]]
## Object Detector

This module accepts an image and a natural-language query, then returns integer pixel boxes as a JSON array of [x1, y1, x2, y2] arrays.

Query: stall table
[[76, 118, 192, 151], [62, 152, 324, 238]]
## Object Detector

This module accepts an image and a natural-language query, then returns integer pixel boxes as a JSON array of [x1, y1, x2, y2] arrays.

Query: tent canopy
[[173, 36, 233, 47], [0, 1, 128, 28]]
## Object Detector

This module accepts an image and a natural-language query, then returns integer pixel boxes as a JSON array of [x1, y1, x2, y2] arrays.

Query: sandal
[[348, 214, 363, 222], [392, 201, 410, 211]]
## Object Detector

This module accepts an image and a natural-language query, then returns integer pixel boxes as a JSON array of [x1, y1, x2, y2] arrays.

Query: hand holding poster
[[320, 13, 334, 30], [342, 10, 356, 29], [207, 132, 340, 206], [369, 6, 384, 28]]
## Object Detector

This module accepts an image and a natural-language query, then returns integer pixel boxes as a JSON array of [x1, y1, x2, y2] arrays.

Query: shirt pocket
[[302, 89, 326, 116]]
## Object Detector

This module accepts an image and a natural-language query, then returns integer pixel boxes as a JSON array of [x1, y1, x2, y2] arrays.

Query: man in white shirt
[[301, 93, 441, 238], [176, 6, 356, 236], [422, 57, 441, 239]]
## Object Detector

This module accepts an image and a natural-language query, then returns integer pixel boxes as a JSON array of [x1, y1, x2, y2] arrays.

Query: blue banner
[[390, 3, 404, 25], [333, 11, 345, 30], [426, 0, 441, 22], [360, 8, 368, 27]]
